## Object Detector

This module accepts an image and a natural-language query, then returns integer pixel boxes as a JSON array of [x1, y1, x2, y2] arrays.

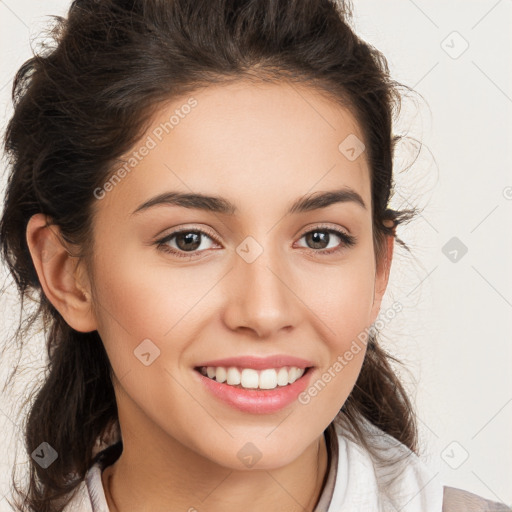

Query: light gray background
[[1, 0, 511, 509]]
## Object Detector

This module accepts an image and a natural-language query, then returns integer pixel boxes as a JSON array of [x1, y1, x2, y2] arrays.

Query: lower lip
[[194, 368, 314, 414]]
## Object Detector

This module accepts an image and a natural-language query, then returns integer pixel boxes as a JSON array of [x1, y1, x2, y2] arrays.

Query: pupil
[[177, 232, 201, 251], [309, 231, 328, 249]]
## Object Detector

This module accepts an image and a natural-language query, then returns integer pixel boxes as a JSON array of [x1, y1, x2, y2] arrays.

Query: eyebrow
[[131, 187, 367, 216]]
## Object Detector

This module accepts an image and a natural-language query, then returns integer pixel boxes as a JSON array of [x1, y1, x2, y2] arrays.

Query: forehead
[[96, 81, 371, 220]]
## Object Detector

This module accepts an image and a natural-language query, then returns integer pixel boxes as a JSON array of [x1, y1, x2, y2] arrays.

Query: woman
[[1, 0, 509, 511]]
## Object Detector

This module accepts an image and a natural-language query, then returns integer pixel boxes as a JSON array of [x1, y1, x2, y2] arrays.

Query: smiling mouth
[[194, 365, 312, 391]]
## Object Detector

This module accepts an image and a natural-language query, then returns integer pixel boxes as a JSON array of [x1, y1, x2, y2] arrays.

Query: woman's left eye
[[155, 225, 356, 258], [295, 227, 357, 255]]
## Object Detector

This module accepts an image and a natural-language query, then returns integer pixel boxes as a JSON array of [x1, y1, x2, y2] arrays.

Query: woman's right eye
[[156, 228, 220, 258]]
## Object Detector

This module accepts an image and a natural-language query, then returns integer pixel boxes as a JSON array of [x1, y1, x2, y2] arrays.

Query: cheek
[[296, 250, 375, 410], [89, 248, 209, 422], [91, 243, 215, 362], [302, 251, 376, 342], [92, 258, 165, 344]]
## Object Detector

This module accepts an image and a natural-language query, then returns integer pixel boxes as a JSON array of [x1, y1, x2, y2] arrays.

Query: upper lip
[[195, 355, 314, 370]]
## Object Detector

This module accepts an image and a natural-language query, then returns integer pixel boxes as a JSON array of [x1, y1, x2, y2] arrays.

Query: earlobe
[[26, 213, 97, 333]]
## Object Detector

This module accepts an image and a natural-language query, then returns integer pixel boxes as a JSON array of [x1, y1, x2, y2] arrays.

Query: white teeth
[[288, 367, 300, 384], [277, 367, 289, 386], [215, 366, 227, 383], [259, 369, 277, 389], [226, 367, 241, 385], [201, 366, 306, 389], [241, 369, 259, 389]]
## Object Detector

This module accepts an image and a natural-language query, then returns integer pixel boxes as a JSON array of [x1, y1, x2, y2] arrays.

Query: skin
[[26, 80, 394, 512]]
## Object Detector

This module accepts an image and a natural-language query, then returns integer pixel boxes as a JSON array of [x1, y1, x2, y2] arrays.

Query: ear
[[26, 213, 97, 333], [369, 228, 395, 325]]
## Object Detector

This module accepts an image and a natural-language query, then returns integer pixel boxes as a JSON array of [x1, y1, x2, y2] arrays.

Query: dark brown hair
[[1, 0, 420, 510]]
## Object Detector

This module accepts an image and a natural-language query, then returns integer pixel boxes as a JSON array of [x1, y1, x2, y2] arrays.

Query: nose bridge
[[224, 234, 299, 337]]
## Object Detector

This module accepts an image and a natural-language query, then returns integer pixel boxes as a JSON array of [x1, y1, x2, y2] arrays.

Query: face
[[82, 81, 391, 470]]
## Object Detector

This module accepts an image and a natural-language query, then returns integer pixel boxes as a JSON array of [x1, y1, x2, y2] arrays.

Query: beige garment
[[442, 486, 511, 512]]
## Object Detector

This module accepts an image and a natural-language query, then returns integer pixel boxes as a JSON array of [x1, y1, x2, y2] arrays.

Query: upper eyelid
[[158, 223, 351, 240], [298, 223, 351, 236]]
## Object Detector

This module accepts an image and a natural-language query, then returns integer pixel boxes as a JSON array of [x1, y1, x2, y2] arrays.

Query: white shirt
[[62, 418, 444, 512]]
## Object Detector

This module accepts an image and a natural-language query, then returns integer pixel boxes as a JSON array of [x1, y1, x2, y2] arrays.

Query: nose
[[221, 241, 302, 339]]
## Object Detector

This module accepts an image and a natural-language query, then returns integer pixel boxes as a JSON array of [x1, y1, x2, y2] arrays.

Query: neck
[[102, 430, 329, 512]]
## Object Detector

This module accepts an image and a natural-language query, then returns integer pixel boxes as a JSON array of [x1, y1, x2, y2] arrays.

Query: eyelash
[[155, 224, 357, 259]]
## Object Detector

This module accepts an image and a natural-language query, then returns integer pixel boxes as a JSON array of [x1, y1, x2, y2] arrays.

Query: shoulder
[[332, 418, 511, 512], [330, 420, 445, 511], [442, 486, 511, 512]]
